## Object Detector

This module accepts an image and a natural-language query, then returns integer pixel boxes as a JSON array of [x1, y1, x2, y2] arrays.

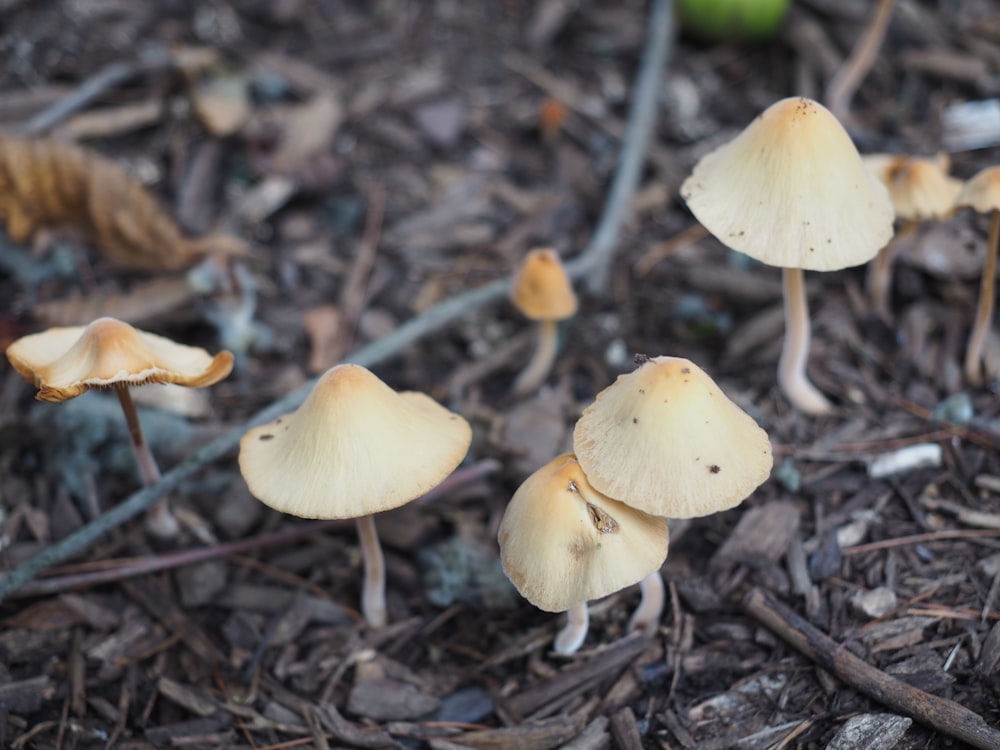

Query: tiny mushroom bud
[[954, 166, 1000, 385], [5, 317, 234, 538], [239, 363, 472, 627], [509, 248, 578, 396], [862, 153, 962, 317], [681, 96, 894, 414], [498, 453, 669, 654], [573, 356, 772, 519]]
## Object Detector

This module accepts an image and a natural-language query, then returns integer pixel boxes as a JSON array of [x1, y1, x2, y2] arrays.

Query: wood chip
[[710, 501, 800, 570], [347, 677, 442, 721], [824, 712, 912, 749]]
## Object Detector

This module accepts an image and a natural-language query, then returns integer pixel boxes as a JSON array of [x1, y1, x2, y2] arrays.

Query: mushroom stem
[[866, 220, 917, 320], [113, 384, 179, 539], [628, 570, 665, 634], [355, 514, 387, 627], [778, 267, 833, 415], [965, 208, 1000, 386], [513, 319, 559, 396], [554, 601, 590, 654]]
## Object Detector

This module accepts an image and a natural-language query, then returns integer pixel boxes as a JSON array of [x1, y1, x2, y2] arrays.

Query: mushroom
[[680, 96, 894, 414], [497, 453, 669, 654], [861, 153, 961, 317], [509, 248, 579, 395], [238, 363, 472, 627], [5, 317, 234, 538], [573, 355, 773, 519], [954, 166, 1000, 385]]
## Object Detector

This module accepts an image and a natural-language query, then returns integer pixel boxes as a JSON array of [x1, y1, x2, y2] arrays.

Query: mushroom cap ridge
[[5, 317, 234, 402]]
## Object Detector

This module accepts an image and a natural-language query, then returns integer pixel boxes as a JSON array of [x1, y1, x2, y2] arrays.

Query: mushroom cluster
[[498, 355, 772, 653]]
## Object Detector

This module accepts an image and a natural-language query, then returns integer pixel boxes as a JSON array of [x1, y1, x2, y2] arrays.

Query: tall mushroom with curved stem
[[5, 317, 234, 538], [954, 167, 1000, 386], [238, 363, 472, 627], [509, 248, 579, 396], [497, 453, 669, 654], [681, 97, 894, 414], [862, 153, 961, 318]]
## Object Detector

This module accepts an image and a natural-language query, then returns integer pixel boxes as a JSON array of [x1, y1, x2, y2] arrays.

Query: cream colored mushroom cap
[[680, 97, 894, 271], [573, 356, 772, 518], [862, 153, 961, 221], [239, 364, 472, 519], [509, 248, 579, 321], [5, 317, 234, 402], [498, 453, 669, 613], [956, 166, 1000, 213]]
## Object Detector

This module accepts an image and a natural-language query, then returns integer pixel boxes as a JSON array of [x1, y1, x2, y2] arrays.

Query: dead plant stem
[[744, 587, 1000, 750]]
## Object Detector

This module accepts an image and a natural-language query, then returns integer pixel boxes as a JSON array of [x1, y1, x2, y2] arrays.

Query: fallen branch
[[578, 0, 674, 294], [0, 0, 673, 604], [743, 587, 1000, 750]]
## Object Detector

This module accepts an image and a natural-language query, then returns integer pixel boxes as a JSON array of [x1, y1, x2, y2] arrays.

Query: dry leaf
[[190, 71, 252, 137], [0, 136, 244, 270], [32, 276, 194, 326]]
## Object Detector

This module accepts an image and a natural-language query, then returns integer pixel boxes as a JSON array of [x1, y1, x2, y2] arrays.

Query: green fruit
[[678, 0, 791, 41]]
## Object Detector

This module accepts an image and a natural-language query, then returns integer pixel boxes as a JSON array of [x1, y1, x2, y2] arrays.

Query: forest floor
[[1, 1, 1000, 748]]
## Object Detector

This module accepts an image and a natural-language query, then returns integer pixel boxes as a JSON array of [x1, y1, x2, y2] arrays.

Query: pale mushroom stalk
[[113, 384, 179, 538], [778, 268, 833, 415], [554, 601, 590, 654], [866, 221, 918, 319], [628, 570, 665, 634], [513, 319, 559, 396], [965, 209, 1000, 385], [355, 514, 387, 627]]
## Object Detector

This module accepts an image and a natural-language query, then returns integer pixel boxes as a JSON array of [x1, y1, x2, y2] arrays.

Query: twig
[[0, 0, 674, 604], [842, 528, 1000, 556], [16, 48, 175, 136], [335, 182, 386, 361], [578, 0, 674, 294], [9, 459, 498, 599], [824, 0, 895, 122], [744, 587, 1000, 750]]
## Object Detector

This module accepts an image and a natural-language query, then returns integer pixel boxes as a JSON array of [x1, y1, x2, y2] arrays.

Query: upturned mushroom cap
[[509, 248, 579, 321], [573, 356, 772, 518], [498, 453, 669, 613], [239, 364, 472, 519], [5, 317, 234, 402], [955, 166, 1000, 213], [862, 153, 962, 221], [680, 96, 894, 271]]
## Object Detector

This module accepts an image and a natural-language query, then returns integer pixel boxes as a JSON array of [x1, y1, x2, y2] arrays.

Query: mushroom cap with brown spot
[[955, 166, 1000, 214], [680, 97, 894, 271], [5, 317, 234, 402], [238, 363, 472, 520], [509, 248, 579, 321], [497, 453, 669, 612], [573, 356, 773, 518], [862, 153, 962, 221]]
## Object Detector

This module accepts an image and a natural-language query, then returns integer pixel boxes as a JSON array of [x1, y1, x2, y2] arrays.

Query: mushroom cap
[[955, 166, 1000, 213], [862, 153, 962, 221], [5, 317, 234, 402], [680, 96, 894, 271], [509, 248, 579, 321], [497, 453, 669, 612], [573, 356, 772, 518], [239, 364, 472, 519]]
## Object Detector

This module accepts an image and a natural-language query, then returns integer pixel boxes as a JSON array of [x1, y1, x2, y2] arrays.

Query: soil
[[1, 1, 1000, 748]]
